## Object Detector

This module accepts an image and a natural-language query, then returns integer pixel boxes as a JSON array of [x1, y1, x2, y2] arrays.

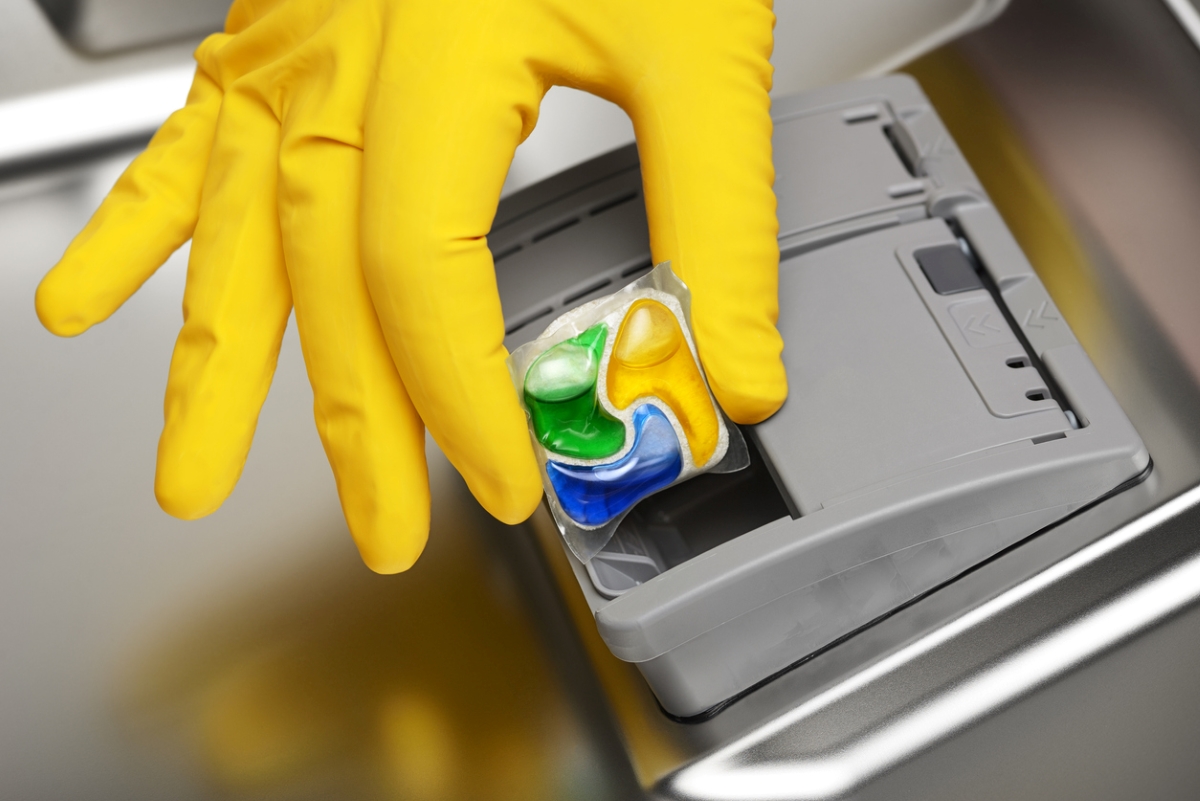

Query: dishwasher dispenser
[[492, 75, 1150, 720]]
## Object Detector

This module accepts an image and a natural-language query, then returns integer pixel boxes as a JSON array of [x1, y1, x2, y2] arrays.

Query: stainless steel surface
[[0, 0, 196, 167], [0, 0, 1007, 192], [964, 0, 1200, 386], [0, 0, 195, 100], [32, 0, 227, 54], [1163, 0, 1200, 50], [4, 0, 1200, 797]]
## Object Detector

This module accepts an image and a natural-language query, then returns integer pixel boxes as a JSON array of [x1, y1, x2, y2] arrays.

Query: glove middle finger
[[277, 17, 431, 574]]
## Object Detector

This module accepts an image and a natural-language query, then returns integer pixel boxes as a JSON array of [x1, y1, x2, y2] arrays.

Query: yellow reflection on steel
[[115, 455, 601, 800], [527, 506, 686, 787], [906, 48, 1114, 356]]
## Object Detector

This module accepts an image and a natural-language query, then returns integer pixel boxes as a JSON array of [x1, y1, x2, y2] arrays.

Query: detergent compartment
[[492, 75, 1150, 720]]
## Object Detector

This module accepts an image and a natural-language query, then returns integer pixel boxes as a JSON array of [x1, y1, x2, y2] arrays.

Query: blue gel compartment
[[547, 405, 683, 527]]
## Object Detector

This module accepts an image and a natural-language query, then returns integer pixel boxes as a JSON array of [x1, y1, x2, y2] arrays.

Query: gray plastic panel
[[772, 101, 925, 244], [757, 218, 1071, 515], [955, 201, 1081, 358], [771, 75, 987, 256], [591, 216, 1145, 661]]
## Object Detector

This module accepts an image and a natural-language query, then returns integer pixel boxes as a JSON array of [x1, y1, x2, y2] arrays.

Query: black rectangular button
[[915, 244, 984, 295]]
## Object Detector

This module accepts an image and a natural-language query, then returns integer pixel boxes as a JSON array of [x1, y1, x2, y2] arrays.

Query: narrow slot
[[562, 278, 612, 305], [531, 217, 580, 243], [1026, 389, 1048, 402], [746, 426, 801, 520], [882, 123, 920, 177], [492, 243, 522, 262], [842, 105, 880, 123], [1007, 357, 1031, 369], [589, 191, 638, 216], [621, 259, 654, 278], [949, 227, 1085, 428], [1032, 432, 1068, 445], [504, 306, 553, 335]]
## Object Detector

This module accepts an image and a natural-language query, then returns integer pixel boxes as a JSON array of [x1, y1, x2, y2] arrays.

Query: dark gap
[[1032, 432, 1068, 445], [33, 0, 79, 33], [563, 278, 613, 306], [601, 431, 790, 574], [882, 123, 919, 177], [664, 459, 1154, 723], [949, 225, 1084, 427], [492, 243, 522, 262], [746, 426, 802, 519], [621, 259, 654, 278], [1026, 389, 1048, 402], [532, 217, 581, 242], [492, 162, 640, 232], [589, 192, 638, 216], [1007, 357, 1031, 369], [504, 306, 554, 335]]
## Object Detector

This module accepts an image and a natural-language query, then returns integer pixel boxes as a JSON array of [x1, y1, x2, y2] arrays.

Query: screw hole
[[1007, 357, 1030, 369], [1026, 389, 1048, 402]]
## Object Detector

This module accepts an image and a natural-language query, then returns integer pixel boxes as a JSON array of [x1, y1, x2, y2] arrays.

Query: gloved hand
[[35, 0, 787, 573]]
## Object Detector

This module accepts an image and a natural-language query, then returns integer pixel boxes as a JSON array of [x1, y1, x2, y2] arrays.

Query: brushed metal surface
[[4, 0, 1200, 797]]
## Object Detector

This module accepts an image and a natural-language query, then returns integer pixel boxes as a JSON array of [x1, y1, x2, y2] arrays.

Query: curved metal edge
[[1162, 0, 1200, 50], [654, 478, 1200, 800], [0, 65, 193, 168], [857, 0, 1013, 80]]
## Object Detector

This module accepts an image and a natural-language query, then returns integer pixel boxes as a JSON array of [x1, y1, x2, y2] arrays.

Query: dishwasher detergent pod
[[508, 263, 749, 563]]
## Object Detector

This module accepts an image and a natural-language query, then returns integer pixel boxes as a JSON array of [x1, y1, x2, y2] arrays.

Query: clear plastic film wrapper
[[508, 263, 749, 562]]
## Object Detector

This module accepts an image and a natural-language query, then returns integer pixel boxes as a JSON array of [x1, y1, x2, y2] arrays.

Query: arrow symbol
[[1023, 301, 1060, 329], [965, 313, 1005, 337]]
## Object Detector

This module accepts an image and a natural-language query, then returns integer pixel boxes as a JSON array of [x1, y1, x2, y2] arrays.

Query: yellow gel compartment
[[607, 299, 719, 465]]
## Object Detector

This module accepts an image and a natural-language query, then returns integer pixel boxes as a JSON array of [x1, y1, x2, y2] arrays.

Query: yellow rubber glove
[[35, 0, 787, 574]]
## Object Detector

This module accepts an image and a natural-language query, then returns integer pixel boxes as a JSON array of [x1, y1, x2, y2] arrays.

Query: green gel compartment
[[524, 324, 625, 459]]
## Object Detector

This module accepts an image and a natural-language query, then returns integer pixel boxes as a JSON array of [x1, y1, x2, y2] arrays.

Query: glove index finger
[[622, 1, 787, 424]]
